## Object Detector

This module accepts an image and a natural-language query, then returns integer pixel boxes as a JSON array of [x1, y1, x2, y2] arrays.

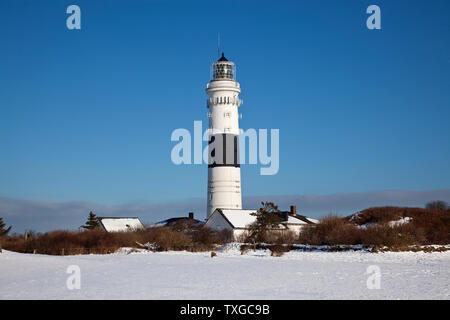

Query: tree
[[247, 202, 283, 243], [81, 211, 101, 230], [0, 217, 12, 237], [425, 201, 448, 211]]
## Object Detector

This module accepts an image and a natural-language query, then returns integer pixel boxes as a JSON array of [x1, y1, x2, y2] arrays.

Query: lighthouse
[[206, 53, 243, 218]]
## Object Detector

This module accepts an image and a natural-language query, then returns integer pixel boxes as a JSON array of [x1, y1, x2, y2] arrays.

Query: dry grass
[[242, 229, 296, 245], [269, 244, 290, 257], [349, 206, 450, 245], [372, 245, 450, 253], [296, 207, 450, 247], [2, 206, 448, 255], [297, 215, 364, 245], [2, 224, 232, 255]]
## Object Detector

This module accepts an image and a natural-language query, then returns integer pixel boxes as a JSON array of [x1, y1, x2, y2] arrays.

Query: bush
[[296, 207, 449, 247], [141, 227, 192, 251], [297, 215, 363, 245], [274, 231, 296, 245], [2, 224, 233, 255], [348, 206, 450, 245], [425, 201, 448, 211], [190, 227, 232, 250], [361, 223, 424, 247], [269, 244, 289, 257], [4, 206, 447, 255]]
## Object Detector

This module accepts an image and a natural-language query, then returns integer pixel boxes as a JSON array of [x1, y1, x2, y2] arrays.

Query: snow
[[99, 218, 144, 232], [216, 209, 316, 228], [305, 217, 320, 224], [1, 246, 449, 300], [388, 217, 412, 227], [358, 217, 413, 229], [358, 222, 377, 229], [285, 216, 308, 224], [219, 209, 259, 228], [349, 212, 361, 221]]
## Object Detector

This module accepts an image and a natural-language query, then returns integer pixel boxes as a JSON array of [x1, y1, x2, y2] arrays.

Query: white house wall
[[204, 211, 233, 231], [285, 224, 306, 234]]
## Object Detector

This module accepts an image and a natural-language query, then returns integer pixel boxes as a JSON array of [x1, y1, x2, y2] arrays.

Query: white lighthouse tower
[[206, 53, 243, 218]]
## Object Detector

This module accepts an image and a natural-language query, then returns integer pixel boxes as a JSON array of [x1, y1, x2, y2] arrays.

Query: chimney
[[188, 212, 194, 219], [290, 205, 297, 215]]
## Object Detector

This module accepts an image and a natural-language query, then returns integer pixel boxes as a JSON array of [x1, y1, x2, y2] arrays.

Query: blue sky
[[1, 0, 450, 231]]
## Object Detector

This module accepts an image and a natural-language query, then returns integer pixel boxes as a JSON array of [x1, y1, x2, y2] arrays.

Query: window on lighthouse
[[214, 63, 234, 80]]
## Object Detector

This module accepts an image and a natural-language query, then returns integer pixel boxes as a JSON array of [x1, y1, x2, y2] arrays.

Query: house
[[204, 206, 318, 240], [149, 212, 203, 228], [278, 205, 319, 234], [98, 217, 144, 232]]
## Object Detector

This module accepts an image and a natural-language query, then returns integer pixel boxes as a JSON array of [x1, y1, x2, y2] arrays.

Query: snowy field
[[1, 245, 449, 300]]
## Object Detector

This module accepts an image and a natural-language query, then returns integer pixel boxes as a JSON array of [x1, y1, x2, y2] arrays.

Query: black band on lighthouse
[[207, 133, 240, 168]]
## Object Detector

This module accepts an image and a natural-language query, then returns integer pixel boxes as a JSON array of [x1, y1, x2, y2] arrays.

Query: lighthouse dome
[[217, 52, 229, 62]]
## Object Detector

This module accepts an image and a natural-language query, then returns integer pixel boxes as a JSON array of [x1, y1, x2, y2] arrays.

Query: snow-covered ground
[[1, 245, 449, 299]]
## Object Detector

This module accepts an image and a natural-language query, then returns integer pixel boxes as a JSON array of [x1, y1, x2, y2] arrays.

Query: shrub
[[425, 201, 448, 211], [296, 207, 449, 247], [141, 227, 192, 251], [348, 206, 450, 245], [2, 224, 233, 255], [190, 227, 232, 250], [297, 215, 363, 245], [269, 244, 289, 257], [272, 230, 296, 245]]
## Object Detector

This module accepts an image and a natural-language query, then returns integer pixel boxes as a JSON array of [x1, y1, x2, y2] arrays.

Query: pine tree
[[247, 202, 283, 243], [81, 211, 101, 230], [0, 217, 12, 236]]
